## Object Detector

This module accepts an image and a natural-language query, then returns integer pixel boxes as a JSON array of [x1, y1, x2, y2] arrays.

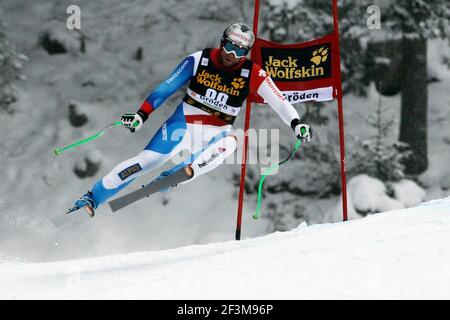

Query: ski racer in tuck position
[[70, 23, 313, 217]]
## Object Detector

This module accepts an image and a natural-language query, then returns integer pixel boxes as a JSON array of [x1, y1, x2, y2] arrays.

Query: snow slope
[[1, 197, 450, 299]]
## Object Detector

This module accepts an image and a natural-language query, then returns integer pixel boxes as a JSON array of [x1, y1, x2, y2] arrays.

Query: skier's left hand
[[291, 119, 313, 142]]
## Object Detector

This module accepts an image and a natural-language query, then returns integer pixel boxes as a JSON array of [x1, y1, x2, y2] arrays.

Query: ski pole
[[53, 120, 138, 155], [253, 138, 303, 220]]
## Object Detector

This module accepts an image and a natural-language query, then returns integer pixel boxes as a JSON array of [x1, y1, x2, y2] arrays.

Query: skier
[[70, 23, 313, 217]]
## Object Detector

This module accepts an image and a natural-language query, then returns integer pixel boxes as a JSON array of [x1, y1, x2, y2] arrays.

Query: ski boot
[[67, 191, 97, 217]]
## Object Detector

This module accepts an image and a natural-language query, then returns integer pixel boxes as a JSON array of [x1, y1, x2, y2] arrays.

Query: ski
[[108, 167, 192, 212]]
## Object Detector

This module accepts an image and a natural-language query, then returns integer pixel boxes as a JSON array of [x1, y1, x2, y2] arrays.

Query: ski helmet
[[221, 23, 255, 57]]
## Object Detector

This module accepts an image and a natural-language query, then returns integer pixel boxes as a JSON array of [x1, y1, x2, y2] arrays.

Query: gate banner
[[249, 33, 340, 104]]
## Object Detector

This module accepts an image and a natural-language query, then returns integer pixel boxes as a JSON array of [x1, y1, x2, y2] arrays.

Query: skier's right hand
[[121, 112, 144, 132]]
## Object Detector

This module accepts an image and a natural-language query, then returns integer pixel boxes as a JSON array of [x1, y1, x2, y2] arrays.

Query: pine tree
[[348, 95, 411, 182]]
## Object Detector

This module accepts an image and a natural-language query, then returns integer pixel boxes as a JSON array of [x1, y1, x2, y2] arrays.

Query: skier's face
[[220, 48, 242, 67]]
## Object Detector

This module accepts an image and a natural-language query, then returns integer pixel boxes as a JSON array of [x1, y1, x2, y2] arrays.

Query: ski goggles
[[222, 39, 250, 58]]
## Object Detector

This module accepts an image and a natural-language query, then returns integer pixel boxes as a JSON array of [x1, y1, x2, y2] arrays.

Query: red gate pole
[[332, 0, 349, 221], [235, 0, 261, 240]]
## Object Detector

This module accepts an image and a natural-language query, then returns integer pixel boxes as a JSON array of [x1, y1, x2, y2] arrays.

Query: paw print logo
[[231, 77, 246, 89], [310, 47, 328, 65], [258, 69, 267, 78]]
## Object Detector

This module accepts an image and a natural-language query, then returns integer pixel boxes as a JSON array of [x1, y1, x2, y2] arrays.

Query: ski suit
[[89, 48, 301, 207]]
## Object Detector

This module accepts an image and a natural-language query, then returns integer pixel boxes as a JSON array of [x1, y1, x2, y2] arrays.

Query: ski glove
[[291, 118, 313, 142], [121, 111, 145, 132]]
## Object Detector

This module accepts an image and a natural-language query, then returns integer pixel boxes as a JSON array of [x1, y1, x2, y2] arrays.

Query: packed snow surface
[[1, 197, 450, 299]]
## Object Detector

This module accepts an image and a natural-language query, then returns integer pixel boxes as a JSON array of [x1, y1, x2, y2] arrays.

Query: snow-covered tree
[[0, 7, 25, 114], [262, 0, 450, 175], [348, 95, 411, 182]]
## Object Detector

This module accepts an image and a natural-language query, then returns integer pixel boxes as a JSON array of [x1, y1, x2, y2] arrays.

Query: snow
[[348, 174, 403, 214], [428, 39, 450, 82], [1, 197, 450, 299], [0, 203, 57, 262], [347, 175, 427, 214], [391, 179, 427, 208], [326, 175, 428, 222], [441, 173, 450, 191]]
